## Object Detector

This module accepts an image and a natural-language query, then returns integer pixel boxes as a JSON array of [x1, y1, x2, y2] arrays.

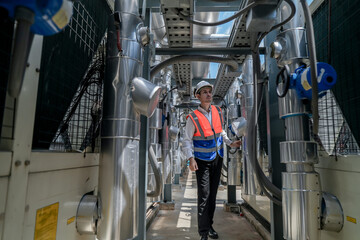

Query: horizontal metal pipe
[[150, 55, 238, 80], [155, 47, 266, 56]]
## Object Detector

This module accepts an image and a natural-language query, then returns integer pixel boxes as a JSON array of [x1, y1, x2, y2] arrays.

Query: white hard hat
[[194, 81, 213, 96]]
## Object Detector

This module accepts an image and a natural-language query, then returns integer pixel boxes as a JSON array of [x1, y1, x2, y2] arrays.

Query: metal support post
[[227, 185, 237, 204], [174, 174, 180, 184]]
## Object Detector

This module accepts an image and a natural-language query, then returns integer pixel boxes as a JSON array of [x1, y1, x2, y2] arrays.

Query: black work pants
[[195, 155, 223, 236]]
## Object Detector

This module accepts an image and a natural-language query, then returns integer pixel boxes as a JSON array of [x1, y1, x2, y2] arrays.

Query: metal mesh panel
[[317, 90, 360, 155], [50, 44, 105, 153], [312, 0, 360, 154], [32, 1, 110, 149], [0, 9, 13, 140]]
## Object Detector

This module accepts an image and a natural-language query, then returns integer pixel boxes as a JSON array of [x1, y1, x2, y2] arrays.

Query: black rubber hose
[[276, 65, 291, 98], [150, 55, 238, 80], [254, 0, 296, 53], [247, 52, 282, 200], [171, 1, 259, 27]]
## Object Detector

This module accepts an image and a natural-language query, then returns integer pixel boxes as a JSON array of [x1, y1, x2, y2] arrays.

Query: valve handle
[[276, 65, 290, 98]]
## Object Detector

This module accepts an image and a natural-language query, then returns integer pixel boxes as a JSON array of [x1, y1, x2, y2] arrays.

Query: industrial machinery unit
[[0, 0, 359, 239]]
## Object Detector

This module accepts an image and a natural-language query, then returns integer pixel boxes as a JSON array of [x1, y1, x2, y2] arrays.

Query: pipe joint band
[[280, 141, 318, 164]]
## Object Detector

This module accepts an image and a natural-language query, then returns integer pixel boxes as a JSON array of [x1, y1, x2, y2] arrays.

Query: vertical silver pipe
[[275, 1, 321, 239], [162, 104, 171, 185], [240, 56, 257, 195], [227, 79, 241, 186], [98, 1, 143, 239], [149, 108, 162, 202]]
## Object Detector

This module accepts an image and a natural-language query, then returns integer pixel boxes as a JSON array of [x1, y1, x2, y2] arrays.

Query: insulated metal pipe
[[274, 1, 322, 239], [98, 1, 144, 239], [148, 108, 162, 201], [240, 56, 256, 195], [227, 79, 242, 186]]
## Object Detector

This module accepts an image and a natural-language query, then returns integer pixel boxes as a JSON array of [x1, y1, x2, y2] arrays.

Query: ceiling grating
[[161, 0, 194, 95]]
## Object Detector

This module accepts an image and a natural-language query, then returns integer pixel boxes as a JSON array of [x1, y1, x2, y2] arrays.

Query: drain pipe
[[75, 1, 161, 239]]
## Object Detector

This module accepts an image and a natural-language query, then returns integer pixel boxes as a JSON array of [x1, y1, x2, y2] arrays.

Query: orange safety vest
[[187, 105, 224, 161]]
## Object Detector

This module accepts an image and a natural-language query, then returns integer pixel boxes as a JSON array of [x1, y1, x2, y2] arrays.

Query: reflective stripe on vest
[[188, 105, 224, 161]]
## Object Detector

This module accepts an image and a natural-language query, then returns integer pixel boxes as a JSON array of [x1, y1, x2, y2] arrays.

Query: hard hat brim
[[194, 84, 213, 95]]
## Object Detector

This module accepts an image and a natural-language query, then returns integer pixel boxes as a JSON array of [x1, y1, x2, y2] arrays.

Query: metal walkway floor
[[146, 171, 263, 240]]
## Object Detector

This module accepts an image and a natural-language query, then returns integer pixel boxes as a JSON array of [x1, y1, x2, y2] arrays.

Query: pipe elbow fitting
[[270, 40, 283, 59], [137, 26, 150, 46]]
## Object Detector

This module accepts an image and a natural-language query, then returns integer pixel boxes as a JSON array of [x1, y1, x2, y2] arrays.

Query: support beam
[[155, 47, 266, 56]]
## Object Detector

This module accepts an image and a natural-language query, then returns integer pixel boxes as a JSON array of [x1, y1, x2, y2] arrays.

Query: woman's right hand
[[188, 157, 198, 171]]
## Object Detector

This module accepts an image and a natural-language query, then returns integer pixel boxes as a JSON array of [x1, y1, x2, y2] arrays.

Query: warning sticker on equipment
[[346, 216, 357, 224], [67, 216, 75, 225], [34, 202, 59, 240]]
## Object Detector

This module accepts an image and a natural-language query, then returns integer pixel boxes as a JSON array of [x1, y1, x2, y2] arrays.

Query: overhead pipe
[[192, 12, 219, 79], [171, 1, 260, 27], [150, 55, 238, 80]]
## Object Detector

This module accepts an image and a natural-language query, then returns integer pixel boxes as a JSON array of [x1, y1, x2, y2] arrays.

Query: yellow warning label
[[52, 2, 70, 29], [34, 202, 59, 240], [346, 216, 357, 224], [301, 78, 312, 91], [67, 216, 75, 225]]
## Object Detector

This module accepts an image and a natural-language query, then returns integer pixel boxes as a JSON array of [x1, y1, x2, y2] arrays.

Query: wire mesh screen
[[312, 0, 360, 155], [50, 42, 105, 152], [0, 9, 13, 140], [32, 0, 110, 149], [317, 90, 360, 155]]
